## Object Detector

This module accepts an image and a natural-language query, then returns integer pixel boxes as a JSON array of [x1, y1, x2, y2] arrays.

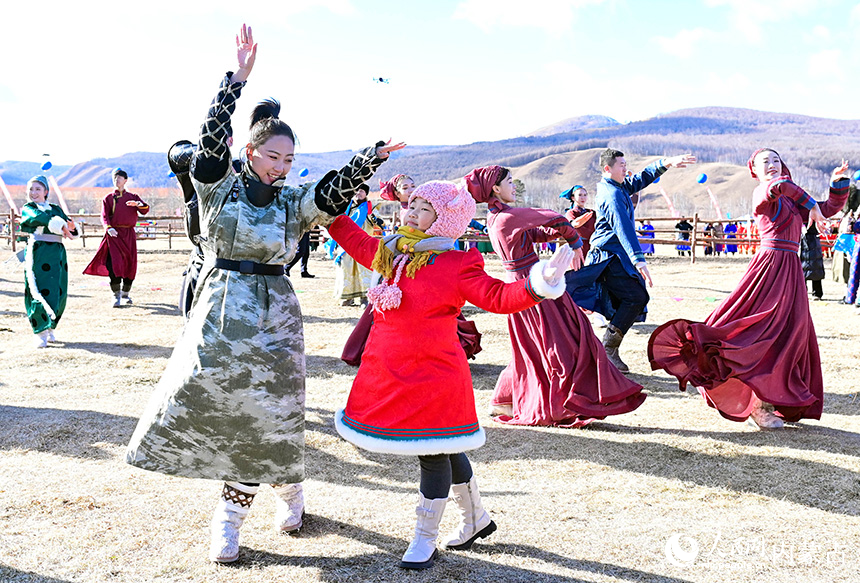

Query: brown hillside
[[510, 148, 768, 219]]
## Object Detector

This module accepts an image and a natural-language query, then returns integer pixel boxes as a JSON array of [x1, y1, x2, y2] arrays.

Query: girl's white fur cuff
[[528, 261, 566, 300]]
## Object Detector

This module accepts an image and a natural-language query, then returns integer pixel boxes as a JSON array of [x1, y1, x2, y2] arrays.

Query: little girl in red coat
[[327, 180, 573, 570]]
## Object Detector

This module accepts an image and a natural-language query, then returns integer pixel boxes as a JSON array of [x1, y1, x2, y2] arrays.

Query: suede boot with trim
[[399, 494, 447, 570], [209, 482, 258, 563], [747, 400, 784, 430], [272, 483, 304, 533], [602, 323, 629, 373], [441, 476, 497, 550]]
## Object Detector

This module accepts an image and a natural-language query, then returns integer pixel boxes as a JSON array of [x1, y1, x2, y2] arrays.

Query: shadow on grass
[[0, 566, 75, 583], [134, 302, 181, 317], [230, 515, 693, 583], [626, 372, 691, 396], [630, 323, 659, 335], [481, 424, 860, 516], [0, 406, 136, 460], [822, 391, 860, 416], [302, 314, 362, 325], [599, 421, 860, 459], [306, 354, 359, 379], [53, 341, 173, 359]]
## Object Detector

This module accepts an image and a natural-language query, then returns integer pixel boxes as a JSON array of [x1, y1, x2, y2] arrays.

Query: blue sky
[[2, 0, 858, 165]]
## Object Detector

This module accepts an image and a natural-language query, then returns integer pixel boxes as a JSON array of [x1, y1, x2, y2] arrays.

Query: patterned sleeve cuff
[[831, 177, 850, 191], [797, 191, 816, 210], [316, 145, 387, 216], [567, 236, 583, 250]]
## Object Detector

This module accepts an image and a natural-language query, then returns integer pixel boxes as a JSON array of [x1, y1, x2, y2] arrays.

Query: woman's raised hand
[[231, 24, 257, 84], [376, 139, 407, 159], [832, 159, 850, 182]]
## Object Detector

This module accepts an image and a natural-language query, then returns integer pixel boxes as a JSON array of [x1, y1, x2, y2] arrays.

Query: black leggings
[[106, 252, 133, 292], [418, 453, 473, 499]]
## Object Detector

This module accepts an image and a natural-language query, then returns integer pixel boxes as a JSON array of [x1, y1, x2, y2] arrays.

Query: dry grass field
[[1, 240, 859, 583]]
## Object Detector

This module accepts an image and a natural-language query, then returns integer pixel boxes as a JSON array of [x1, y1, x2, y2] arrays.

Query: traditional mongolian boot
[[602, 323, 629, 373], [399, 494, 447, 570], [112, 291, 122, 308], [747, 398, 784, 430], [272, 483, 304, 533], [121, 290, 133, 306], [209, 482, 258, 563], [488, 403, 513, 417], [441, 476, 497, 551]]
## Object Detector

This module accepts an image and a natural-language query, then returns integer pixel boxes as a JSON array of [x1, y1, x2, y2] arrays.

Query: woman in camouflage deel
[[125, 24, 404, 563]]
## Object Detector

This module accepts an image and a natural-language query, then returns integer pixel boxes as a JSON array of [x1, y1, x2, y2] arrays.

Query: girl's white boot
[[441, 476, 497, 550], [399, 493, 447, 569]]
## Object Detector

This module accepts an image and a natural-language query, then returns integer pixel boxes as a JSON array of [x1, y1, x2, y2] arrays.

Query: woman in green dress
[[19, 175, 77, 348], [125, 24, 403, 563]]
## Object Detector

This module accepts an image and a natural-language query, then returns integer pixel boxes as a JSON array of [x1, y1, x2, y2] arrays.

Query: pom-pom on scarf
[[367, 226, 454, 311]]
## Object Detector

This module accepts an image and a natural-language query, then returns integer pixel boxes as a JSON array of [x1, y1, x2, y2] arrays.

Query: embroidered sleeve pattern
[[193, 74, 245, 184], [315, 146, 386, 216], [819, 177, 850, 218], [767, 177, 815, 210]]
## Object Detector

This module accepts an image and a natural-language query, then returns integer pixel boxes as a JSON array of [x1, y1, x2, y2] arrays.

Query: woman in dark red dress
[[649, 150, 849, 429], [465, 166, 646, 428]]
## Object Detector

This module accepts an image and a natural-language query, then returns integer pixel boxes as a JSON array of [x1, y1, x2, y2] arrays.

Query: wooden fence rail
[[2, 211, 837, 263]]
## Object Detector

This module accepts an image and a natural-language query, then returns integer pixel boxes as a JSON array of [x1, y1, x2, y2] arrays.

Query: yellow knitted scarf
[[371, 226, 441, 280]]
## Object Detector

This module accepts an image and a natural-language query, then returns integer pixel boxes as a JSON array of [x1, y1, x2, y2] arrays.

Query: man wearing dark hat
[[83, 168, 151, 307]]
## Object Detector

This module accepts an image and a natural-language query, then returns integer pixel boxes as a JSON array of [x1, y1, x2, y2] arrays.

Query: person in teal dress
[[18, 175, 77, 348]]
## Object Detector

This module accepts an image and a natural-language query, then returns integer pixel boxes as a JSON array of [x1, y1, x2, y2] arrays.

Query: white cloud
[[807, 48, 843, 79], [802, 25, 831, 45], [453, 0, 605, 35], [654, 28, 716, 59], [704, 0, 815, 45], [851, 2, 860, 25]]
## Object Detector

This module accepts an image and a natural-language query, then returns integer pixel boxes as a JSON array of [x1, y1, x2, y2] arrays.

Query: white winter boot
[[399, 493, 447, 570], [272, 483, 304, 533], [209, 482, 258, 563], [441, 476, 497, 550], [33, 330, 50, 349]]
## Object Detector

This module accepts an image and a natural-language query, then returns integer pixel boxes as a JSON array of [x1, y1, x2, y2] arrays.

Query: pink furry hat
[[410, 180, 476, 239]]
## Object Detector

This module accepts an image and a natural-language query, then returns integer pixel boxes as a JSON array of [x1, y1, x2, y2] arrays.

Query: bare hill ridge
[[2, 106, 857, 218]]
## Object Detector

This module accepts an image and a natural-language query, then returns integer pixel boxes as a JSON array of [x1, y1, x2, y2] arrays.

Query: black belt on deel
[[214, 258, 285, 276]]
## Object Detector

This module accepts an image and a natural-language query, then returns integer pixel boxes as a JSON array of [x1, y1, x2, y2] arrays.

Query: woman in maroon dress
[[649, 150, 849, 429], [464, 165, 646, 427]]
